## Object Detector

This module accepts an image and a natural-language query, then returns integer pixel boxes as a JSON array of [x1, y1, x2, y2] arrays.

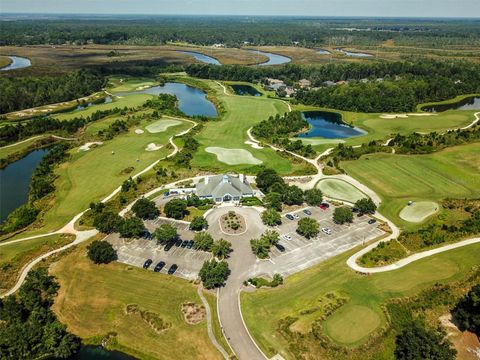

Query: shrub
[[164, 199, 188, 219], [87, 240, 117, 264], [189, 216, 208, 231], [0, 204, 38, 234], [132, 198, 159, 220]]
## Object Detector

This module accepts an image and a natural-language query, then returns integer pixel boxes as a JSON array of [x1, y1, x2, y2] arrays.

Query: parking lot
[[253, 205, 385, 277], [106, 218, 212, 280]]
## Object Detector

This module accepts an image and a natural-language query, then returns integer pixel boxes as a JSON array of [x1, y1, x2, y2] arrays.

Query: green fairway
[[399, 201, 439, 223], [51, 242, 223, 360], [241, 242, 480, 359], [341, 143, 480, 228], [107, 76, 158, 93], [317, 178, 367, 203], [205, 147, 263, 165]]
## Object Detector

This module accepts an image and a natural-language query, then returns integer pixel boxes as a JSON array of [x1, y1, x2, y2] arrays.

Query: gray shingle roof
[[196, 175, 253, 199]]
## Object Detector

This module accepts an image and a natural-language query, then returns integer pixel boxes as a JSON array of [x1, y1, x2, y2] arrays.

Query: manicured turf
[[51, 242, 222, 360], [399, 201, 439, 223], [0, 135, 49, 160], [107, 76, 158, 93], [341, 143, 480, 228], [205, 147, 263, 165], [241, 243, 480, 359], [317, 178, 367, 203], [145, 119, 182, 133]]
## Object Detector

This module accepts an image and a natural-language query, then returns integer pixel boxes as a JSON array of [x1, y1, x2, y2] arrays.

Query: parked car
[[283, 234, 293, 241], [143, 259, 153, 269], [368, 219, 377, 225], [321, 202, 330, 208], [175, 239, 183, 247], [352, 207, 359, 213], [357, 212, 364, 217], [321, 227, 332, 235], [181, 240, 188, 248], [186, 240, 194, 249], [168, 264, 178, 275], [154, 261, 166, 272], [164, 242, 173, 251], [319, 204, 328, 210], [275, 243, 286, 252], [285, 214, 294, 220], [293, 213, 300, 220], [303, 209, 312, 216]]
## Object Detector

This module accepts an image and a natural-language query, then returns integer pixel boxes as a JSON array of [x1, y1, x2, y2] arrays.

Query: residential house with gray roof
[[196, 174, 254, 203]]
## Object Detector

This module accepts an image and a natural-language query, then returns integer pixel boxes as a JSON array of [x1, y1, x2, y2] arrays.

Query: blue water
[[248, 50, 291, 66], [0, 149, 49, 223], [58, 346, 137, 360], [178, 51, 221, 65], [0, 56, 32, 71], [231, 84, 261, 96], [297, 111, 366, 139], [335, 48, 373, 58], [317, 49, 331, 55], [422, 97, 480, 112], [116, 82, 217, 118], [76, 96, 112, 111]]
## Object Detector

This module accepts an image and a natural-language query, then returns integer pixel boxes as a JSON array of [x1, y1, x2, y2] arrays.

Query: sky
[[1, 0, 479, 18]]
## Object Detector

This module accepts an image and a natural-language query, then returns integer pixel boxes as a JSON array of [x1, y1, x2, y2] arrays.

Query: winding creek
[[247, 49, 291, 66], [0, 56, 32, 71], [177, 50, 221, 65], [422, 96, 480, 112]]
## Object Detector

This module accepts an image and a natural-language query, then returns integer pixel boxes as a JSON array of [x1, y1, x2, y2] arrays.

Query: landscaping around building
[[220, 211, 246, 235]]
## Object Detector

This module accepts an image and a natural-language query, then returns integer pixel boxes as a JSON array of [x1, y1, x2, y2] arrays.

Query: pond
[[0, 56, 32, 71], [75, 96, 112, 111], [317, 49, 331, 55], [297, 111, 366, 139], [231, 84, 262, 96], [335, 48, 373, 58], [58, 346, 137, 360], [177, 50, 221, 65], [247, 50, 291, 66], [421, 96, 480, 112], [116, 82, 217, 117], [0, 149, 49, 223]]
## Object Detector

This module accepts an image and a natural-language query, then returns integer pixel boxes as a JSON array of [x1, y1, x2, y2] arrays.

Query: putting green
[[205, 147, 263, 165], [324, 305, 381, 345], [317, 178, 367, 203], [399, 201, 439, 223], [145, 119, 182, 133]]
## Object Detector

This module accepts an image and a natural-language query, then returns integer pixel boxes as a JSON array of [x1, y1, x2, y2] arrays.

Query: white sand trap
[[145, 119, 181, 133], [78, 141, 103, 152], [145, 143, 163, 151], [205, 147, 263, 165], [135, 129, 144, 134], [399, 201, 439, 223], [380, 113, 437, 119], [317, 178, 367, 203], [294, 138, 345, 146], [244, 140, 263, 149]]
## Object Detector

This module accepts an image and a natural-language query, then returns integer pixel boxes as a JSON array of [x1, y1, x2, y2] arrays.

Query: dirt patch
[[220, 211, 246, 235], [181, 302, 206, 325], [440, 314, 480, 360], [125, 304, 171, 333]]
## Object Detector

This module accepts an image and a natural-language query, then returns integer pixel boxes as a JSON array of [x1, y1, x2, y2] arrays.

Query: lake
[[247, 50, 291, 66], [178, 50, 221, 65], [58, 346, 137, 360], [0, 149, 49, 223], [0, 56, 32, 71], [116, 82, 217, 117], [421, 96, 480, 112], [335, 48, 373, 58], [297, 111, 366, 139], [317, 49, 331, 55], [231, 84, 262, 96], [76, 96, 112, 111]]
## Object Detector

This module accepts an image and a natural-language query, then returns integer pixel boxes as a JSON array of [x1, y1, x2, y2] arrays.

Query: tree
[[194, 231, 214, 251], [132, 198, 159, 219], [153, 224, 178, 244], [453, 284, 480, 336], [250, 230, 279, 258], [395, 323, 456, 360], [262, 230, 280, 246], [256, 168, 285, 193], [355, 197, 377, 214], [296, 217, 319, 239], [119, 217, 145, 238], [189, 216, 208, 231], [264, 192, 283, 211], [333, 206, 353, 224], [304, 188, 323, 206], [186, 194, 202, 207], [164, 199, 188, 219], [283, 185, 304, 205], [199, 260, 230, 289], [261, 208, 282, 226], [211, 239, 232, 259], [93, 211, 123, 233], [87, 240, 117, 264]]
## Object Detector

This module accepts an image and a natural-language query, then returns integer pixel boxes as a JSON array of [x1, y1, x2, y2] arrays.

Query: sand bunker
[[317, 178, 366, 203], [145, 119, 181, 133], [380, 113, 437, 119], [145, 143, 163, 151], [205, 147, 262, 165], [78, 141, 103, 152], [244, 140, 263, 149], [399, 201, 439, 223], [135, 129, 144, 134]]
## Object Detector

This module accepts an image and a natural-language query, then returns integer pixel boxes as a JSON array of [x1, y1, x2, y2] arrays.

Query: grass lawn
[[51, 242, 223, 360], [0, 234, 73, 295], [341, 143, 480, 229], [0, 135, 49, 161], [317, 178, 367, 203], [107, 76, 158, 93], [192, 81, 314, 175], [0, 55, 12, 68], [241, 242, 480, 359]]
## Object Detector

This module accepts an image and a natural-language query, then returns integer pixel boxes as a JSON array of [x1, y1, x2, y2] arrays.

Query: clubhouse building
[[196, 174, 254, 203]]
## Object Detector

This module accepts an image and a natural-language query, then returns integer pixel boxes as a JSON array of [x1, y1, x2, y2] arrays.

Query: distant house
[[336, 80, 349, 85], [265, 78, 286, 91], [196, 174, 254, 203], [212, 43, 225, 48], [323, 81, 336, 87], [298, 79, 311, 88], [284, 87, 296, 97]]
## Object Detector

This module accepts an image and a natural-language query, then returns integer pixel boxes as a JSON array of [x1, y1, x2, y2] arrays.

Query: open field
[[317, 178, 367, 203], [241, 242, 480, 359], [399, 201, 439, 223], [0, 135, 50, 160], [0, 234, 73, 295], [0, 56, 13, 68], [205, 147, 263, 165], [51, 241, 223, 360], [107, 76, 158, 93], [341, 143, 480, 228]]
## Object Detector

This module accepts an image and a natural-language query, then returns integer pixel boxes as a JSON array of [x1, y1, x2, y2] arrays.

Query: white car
[[283, 234, 293, 241], [322, 227, 332, 235], [293, 213, 300, 220]]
